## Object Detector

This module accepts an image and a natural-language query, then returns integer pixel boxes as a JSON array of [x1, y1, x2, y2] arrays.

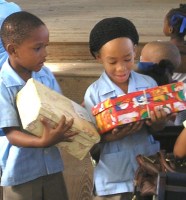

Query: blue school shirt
[[0, 60, 64, 186], [84, 70, 160, 196], [0, 0, 21, 68]]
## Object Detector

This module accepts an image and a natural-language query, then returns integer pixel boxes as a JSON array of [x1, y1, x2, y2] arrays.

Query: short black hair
[[140, 59, 175, 86], [0, 11, 45, 49], [166, 4, 186, 37], [89, 17, 139, 58]]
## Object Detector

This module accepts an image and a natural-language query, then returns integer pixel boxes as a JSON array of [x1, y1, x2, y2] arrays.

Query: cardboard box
[[92, 82, 186, 134], [16, 78, 100, 160]]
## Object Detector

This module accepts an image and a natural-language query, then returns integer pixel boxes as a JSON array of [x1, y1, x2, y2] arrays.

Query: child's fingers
[[132, 121, 144, 131], [112, 128, 119, 135], [145, 119, 152, 126], [55, 116, 74, 132], [112, 124, 130, 135], [63, 130, 78, 140], [40, 117, 51, 131], [150, 107, 167, 122]]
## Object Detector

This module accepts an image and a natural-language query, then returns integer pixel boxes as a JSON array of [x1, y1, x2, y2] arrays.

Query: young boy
[[0, 11, 76, 200], [138, 40, 181, 72], [137, 40, 181, 85], [84, 17, 169, 200]]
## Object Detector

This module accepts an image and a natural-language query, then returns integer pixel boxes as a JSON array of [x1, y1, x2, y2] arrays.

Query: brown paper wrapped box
[[16, 78, 100, 160]]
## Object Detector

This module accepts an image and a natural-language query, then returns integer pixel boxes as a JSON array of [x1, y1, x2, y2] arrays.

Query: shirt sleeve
[[84, 85, 98, 124], [0, 82, 20, 131]]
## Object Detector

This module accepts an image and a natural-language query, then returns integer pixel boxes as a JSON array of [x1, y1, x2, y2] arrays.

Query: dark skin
[[3, 116, 75, 148], [95, 38, 169, 142], [101, 107, 168, 142], [3, 25, 77, 147], [174, 127, 186, 158]]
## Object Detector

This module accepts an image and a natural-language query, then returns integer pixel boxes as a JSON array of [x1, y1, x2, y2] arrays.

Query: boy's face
[[9, 25, 49, 73], [96, 37, 136, 88]]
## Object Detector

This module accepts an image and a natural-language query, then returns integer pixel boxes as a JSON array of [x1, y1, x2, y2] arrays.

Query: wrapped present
[[92, 82, 186, 134], [16, 78, 100, 160]]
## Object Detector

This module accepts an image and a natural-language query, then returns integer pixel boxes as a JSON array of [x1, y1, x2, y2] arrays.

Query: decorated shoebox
[[16, 78, 100, 160], [92, 82, 186, 134]]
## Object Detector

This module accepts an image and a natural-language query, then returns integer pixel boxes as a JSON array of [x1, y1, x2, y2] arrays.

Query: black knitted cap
[[89, 17, 139, 58]]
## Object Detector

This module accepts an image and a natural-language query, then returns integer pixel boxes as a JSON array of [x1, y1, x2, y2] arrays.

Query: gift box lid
[[92, 82, 185, 116]]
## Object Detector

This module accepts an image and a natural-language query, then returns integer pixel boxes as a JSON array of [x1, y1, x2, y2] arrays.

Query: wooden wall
[[46, 42, 186, 73]]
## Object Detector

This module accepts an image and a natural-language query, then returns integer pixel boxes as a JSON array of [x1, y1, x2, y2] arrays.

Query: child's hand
[[101, 121, 144, 142], [112, 121, 144, 136], [145, 107, 168, 131], [39, 115, 77, 147]]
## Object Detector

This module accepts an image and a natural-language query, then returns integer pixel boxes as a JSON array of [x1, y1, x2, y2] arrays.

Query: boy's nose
[[116, 63, 126, 71], [43, 48, 48, 57]]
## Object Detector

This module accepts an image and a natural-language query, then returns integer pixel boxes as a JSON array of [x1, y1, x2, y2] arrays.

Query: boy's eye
[[35, 47, 41, 51], [125, 58, 132, 62], [109, 62, 116, 65]]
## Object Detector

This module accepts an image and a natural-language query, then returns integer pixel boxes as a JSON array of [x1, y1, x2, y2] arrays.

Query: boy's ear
[[169, 26, 173, 33], [6, 44, 17, 56]]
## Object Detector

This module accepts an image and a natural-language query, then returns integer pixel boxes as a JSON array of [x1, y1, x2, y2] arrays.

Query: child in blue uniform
[[0, 11, 76, 200], [137, 41, 181, 86], [84, 17, 169, 200], [163, 4, 186, 54], [0, 0, 21, 68], [137, 40, 186, 126]]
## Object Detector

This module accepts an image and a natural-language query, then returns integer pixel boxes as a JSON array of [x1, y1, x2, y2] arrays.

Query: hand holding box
[[16, 78, 100, 160]]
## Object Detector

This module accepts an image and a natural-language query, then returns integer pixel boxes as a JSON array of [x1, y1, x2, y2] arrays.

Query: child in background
[[137, 40, 181, 84], [84, 17, 169, 200], [138, 41, 181, 71], [174, 126, 186, 158], [0, 0, 21, 68], [163, 4, 186, 54], [0, 11, 76, 200], [163, 4, 186, 84], [137, 41, 181, 85], [138, 59, 175, 86], [137, 40, 185, 126]]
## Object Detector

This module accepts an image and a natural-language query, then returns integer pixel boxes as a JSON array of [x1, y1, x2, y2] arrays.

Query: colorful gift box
[[92, 82, 186, 134], [16, 78, 100, 160]]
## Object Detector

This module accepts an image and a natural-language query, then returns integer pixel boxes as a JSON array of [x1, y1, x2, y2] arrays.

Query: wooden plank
[[46, 42, 92, 62], [61, 151, 94, 200], [13, 0, 182, 43], [46, 42, 186, 73], [46, 42, 143, 63]]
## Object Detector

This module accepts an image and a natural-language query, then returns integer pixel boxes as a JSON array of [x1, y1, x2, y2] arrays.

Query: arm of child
[[173, 128, 186, 158], [100, 121, 144, 142], [3, 115, 76, 148]]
